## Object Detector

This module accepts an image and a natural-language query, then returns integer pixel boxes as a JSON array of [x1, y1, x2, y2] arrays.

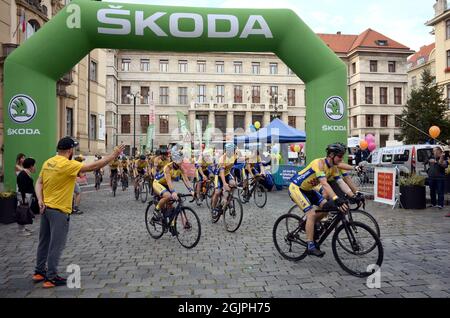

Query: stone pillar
[[209, 111, 215, 129], [189, 111, 195, 133], [282, 112, 289, 124], [245, 111, 252, 132], [227, 111, 234, 135], [263, 112, 271, 127]]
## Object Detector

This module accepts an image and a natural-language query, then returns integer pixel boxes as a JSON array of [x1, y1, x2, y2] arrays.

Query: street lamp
[[126, 92, 142, 157], [268, 90, 282, 120]]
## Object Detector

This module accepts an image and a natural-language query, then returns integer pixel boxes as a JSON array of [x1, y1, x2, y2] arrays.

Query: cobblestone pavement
[[0, 182, 449, 298]]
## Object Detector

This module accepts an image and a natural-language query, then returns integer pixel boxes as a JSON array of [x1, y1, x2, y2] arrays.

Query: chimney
[[434, 0, 447, 16], [337, 31, 342, 35]]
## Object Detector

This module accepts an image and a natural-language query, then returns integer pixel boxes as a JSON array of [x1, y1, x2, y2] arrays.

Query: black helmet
[[139, 155, 146, 160], [326, 143, 346, 156]]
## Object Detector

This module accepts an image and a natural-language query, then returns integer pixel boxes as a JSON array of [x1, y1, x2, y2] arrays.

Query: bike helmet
[[225, 143, 236, 152], [139, 155, 146, 160], [326, 143, 346, 156], [172, 151, 184, 164]]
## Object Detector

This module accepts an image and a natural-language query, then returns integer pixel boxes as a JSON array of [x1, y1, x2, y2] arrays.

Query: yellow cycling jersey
[[154, 162, 182, 185], [290, 158, 342, 191], [120, 160, 128, 169], [135, 159, 149, 171], [219, 155, 237, 176], [109, 159, 120, 170]]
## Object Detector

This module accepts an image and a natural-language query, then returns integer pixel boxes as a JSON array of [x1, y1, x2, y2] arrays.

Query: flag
[[176, 111, 191, 157], [146, 124, 155, 151], [20, 9, 26, 33]]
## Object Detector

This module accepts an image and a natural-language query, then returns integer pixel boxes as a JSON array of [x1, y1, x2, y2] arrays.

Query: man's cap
[[57, 137, 79, 150]]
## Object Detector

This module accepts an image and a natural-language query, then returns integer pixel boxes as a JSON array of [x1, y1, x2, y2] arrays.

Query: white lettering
[[240, 15, 273, 38], [66, 4, 81, 29], [170, 13, 203, 38], [208, 14, 239, 38], [67, 264, 81, 289], [322, 125, 347, 132], [366, 265, 381, 289], [7, 128, 41, 136], [136, 12, 167, 36], [97, 9, 131, 35]]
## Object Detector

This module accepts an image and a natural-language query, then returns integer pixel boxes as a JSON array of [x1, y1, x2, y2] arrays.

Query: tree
[[400, 68, 450, 144]]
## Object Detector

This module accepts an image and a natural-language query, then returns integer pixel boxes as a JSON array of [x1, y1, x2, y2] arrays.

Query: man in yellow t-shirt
[[33, 137, 124, 288]]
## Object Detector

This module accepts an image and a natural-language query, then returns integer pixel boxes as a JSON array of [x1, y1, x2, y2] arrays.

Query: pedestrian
[[32, 137, 125, 288], [355, 146, 362, 165], [15, 153, 26, 176], [16, 158, 37, 236], [426, 147, 448, 210]]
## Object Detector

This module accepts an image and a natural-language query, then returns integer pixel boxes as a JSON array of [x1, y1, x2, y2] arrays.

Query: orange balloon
[[429, 126, 441, 139], [360, 140, 368, 150]]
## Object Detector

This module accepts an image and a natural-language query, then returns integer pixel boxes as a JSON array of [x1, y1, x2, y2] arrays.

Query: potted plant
[[0, 191, 17, 224], [399, 174, 426, 210]]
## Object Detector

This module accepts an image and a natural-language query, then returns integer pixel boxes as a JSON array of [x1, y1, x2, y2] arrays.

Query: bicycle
[[121, 172, 129, 191], [145, 194, 201, 249], [134, 174, 144, 201], [351, 166, 370, 188], [111, 172, 118, 197], [286, 195, 380, 238], [273, 200, 383, 278], [94, 171, 102, 191], [210, 185, 243, 233], [140, 175, 151, 203], [193, 177, 215, 209], [237, 174, 267, 208]]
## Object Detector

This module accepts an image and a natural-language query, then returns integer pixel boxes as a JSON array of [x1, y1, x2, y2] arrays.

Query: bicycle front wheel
[[272, 214, 308, 262], [140, 182, 148, 203], [253, 184, 267, 208], [175, 207, 201, 249], [223, 196, 243, 233], [332, 221, 383, 278], [348, 210, 381, 238]]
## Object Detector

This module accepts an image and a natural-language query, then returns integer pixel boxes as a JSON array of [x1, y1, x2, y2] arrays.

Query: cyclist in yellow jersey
[[134, 155, 149, 191], [109, 157, 121, 188], [194, 152, 212, 201], [211, 143, 238, 216], [153, 150, 195, 216], [289, 143, 350, 258]]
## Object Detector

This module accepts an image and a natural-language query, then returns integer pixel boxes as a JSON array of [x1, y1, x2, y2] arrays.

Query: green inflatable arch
[[3, 0, 347, 189]]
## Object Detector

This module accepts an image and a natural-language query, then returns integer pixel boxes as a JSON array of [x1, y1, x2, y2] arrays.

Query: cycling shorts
[[288, 183, 325, 213], [215, 174, 234, 190]]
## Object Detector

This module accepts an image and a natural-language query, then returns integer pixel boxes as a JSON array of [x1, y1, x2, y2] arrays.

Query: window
[[121, 58, 130, 71], [216, 61, 224, 73], [159, 59, 169, 72], [395, 116, 401, 128], [447, 50, 450, 68], [141, 86, 149, 104], [388, 61, 396, 73], [233, 113, 245, 130], [381, 115, 388, 127], [270, 86, 278, 104], [447, 20, 450, 40], [234, 62, 243, 74], [365, 87, 373, 104], [26, 20, 40, 39], [352, 88, 357, 106], [417, 57, 425, 66], [393, 150, 410, 163], [159, 115, 169, 134], [418, 149, 433, 163], [89, 114, 97, 140], [197, 85, 206, 103], [215, 114, 227, 133], [366, 115, 374, 127], [197, 60, 206, 73], [352, 116, 357, 129], [121, 115, 130, 134], [288, 116, 296, 128], [287, 89, 296, 106], [196, 114, 208, 132], [376, 40, 388, 46], [89, 60, 97, 81], [252, 86, 261, 103], [141, 59, 150, 72], [216, 85, 225, 103], [252, 62, 260, 75], [394, 88, 402, 105], [270, 63, 278, 75], [252, 114, 263, 126], [370, 60, 378, 72], [234, 85, 243, 103], [352, 62, 356, 74], [66, 108, 73, 137], [178, 87, 188, 105], [140, 115, 149, 133], [160, 87, 169, 105], [380, 87, 388, 105], [121, 86, 131, 104], [178, 60, 188, 73]]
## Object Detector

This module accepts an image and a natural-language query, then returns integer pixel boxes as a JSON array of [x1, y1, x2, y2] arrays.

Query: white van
[[370, 144, 442, 177]]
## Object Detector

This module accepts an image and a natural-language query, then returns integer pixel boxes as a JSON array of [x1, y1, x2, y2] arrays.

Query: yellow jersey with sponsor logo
[[109, 159, 120, 170], [219, 154, 237, 176], [290, 158, 342, 191], [135, 159, 149, 172], [154, 162, 182, 185]]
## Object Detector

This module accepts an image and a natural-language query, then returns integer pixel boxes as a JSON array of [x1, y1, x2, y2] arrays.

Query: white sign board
[[98, 114, 105, 141], [374, 167, 397, 206]]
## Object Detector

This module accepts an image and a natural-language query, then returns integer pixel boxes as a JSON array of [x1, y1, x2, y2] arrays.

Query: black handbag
[[16, 194, 35, 225]]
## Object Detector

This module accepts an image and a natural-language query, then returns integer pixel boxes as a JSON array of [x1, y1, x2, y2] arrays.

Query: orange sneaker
[[43, 276, 67, 288], [32, 272, 46, 283]]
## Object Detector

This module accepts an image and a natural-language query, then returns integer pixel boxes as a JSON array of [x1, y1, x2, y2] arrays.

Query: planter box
[[400, 185, 426, 210], [0, 197, 17, 224]]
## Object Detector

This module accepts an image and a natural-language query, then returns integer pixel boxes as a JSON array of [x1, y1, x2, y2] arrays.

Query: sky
[[104, 0, 437, 52]]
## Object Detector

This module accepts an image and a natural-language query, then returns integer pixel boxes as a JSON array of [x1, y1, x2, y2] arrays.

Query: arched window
[[26, 20, 40, 39]]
